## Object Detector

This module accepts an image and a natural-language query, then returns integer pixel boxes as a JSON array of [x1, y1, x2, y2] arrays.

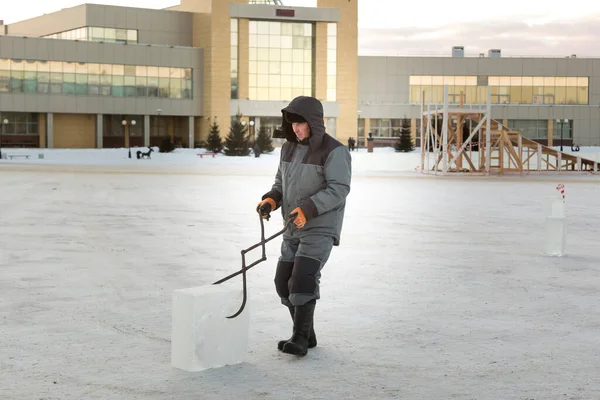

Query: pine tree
[[255, 126, 274, 153], [224, 113, 251, 156], [206, 120, 223, 153], [395, 118, 414, 152]]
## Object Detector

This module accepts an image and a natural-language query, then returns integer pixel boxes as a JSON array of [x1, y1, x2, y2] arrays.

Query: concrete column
[[144, 115, 150, 147], [238, 19, 249, 100], [96, 114, 103, 148], [38, 113, 47, 148], [314, 22, 328, 101], [46, 113, 54, 148], [188, 116, 194, 149], [548, 119, 554, 147], [124, 125, 130, 148]]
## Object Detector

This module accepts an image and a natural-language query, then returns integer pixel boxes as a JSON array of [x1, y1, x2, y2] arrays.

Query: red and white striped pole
[[556, 183, 565, 202]]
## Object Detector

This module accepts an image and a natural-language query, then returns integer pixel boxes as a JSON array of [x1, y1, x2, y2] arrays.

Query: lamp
[[122, 119, 136, 158], [556, 118, 569, 151]]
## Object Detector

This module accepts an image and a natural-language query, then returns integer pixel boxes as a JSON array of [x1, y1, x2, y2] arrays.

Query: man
[[256, 96, 352, 356]]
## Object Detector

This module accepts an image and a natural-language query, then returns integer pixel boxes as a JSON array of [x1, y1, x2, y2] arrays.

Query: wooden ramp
[[484, 119, 600, 174], [419, 86, 600, 175], [512, 135, 600, 173]]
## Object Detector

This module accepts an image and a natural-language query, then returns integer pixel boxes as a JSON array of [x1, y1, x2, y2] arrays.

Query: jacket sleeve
[[299, 146, 351, 218]]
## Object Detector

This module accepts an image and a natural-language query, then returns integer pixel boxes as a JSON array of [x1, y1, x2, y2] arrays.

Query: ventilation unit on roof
[[488, 49, 501, 57], [452, 46, 464, 57]]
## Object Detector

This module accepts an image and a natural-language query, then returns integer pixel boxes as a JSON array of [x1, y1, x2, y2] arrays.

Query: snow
[[2, 145, 600, 399]]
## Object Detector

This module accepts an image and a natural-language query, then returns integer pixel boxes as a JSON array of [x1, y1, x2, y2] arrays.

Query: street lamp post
[[0, 118, 7, 160], [249, 120, 255, 140], [556, 118, 569, 151], [122, 119, 137, 158]]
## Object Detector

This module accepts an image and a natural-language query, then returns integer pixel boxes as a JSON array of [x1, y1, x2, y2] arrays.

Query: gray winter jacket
[[262, 96, 352, 246]]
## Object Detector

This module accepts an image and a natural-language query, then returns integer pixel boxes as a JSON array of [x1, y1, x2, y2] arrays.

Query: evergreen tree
[[224, 113, 251, 156], [206, 120, 223, 153], [255, 125, 274, 153], [395, 118, 414, 152]]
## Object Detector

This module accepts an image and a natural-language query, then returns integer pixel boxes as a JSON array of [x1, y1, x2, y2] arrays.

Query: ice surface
[[2, 147, 600, 399], [171, 284, 250, 372]]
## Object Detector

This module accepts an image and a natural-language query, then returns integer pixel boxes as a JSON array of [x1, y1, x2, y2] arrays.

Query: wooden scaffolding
[[419, 85, 600, 175]]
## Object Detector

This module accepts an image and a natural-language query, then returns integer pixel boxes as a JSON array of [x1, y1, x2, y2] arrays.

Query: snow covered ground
[[2, 146, 600, 399]]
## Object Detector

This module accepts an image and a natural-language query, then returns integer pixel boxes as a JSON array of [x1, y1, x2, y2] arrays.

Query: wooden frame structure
[[419, 85, 600, 175]]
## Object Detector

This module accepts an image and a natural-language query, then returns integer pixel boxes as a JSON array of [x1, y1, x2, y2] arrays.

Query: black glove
[[256, 198, 276, 220]]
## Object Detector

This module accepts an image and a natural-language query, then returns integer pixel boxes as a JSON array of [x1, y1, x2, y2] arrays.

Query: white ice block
[[171, 284, 250, 372], [543, 196, 565, 218], [544, 216, 566, 257]]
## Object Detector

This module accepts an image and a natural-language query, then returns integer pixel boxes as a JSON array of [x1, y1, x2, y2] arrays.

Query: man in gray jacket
[[256, 95, 352, 356]]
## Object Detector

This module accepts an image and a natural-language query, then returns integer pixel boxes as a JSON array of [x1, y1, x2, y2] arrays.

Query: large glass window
[[507, 120, 548, 140], [326, 23, 336, 102], [369, 118, 402, 138], [409, 75, 589, 105], [231, 19, 239, 99], [553, 119, 573, 139], [357, 118, 365, 138], [0, 59, 9, 92], [0, 58, 192, 99], [257, 116, 283, 138], [0, 112, 39, 148], [249, 20, 314, 101], [0, 112, 38, 134], [43, 27, 138, 44]]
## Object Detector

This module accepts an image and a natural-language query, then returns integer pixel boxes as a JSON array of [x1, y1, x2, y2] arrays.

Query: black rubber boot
[[277, 306, 317, 351], [281, 300, 316, 356]]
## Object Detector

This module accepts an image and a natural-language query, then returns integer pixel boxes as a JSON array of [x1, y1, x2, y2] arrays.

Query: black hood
[[275, 96, 326, 148]]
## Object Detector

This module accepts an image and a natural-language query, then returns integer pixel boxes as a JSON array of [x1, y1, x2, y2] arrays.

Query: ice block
[[544, 216, 566, 257], [171, 284, 250, 372], [543, 196, 565, 218]]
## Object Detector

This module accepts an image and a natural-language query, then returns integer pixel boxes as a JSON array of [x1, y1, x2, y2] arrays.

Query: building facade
[[358, 52, 600, 147], [0, 0, 358, 149], [2, 1, 599, 150]]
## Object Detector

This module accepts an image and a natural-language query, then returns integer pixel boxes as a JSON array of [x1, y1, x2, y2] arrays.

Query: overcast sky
[[2, 0, 600, 57]]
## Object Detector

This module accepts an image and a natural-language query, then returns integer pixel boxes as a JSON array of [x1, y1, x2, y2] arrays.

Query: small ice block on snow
[[544, 196, 565, 218], [171, 284, 250, 372], [544, 216, 566, 257]]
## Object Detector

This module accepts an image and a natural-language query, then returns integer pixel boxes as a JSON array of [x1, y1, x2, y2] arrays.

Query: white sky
[[2, 0, 600, 56]]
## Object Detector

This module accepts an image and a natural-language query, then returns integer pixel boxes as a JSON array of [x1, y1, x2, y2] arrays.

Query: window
[[231, 18, 239, 99], [369, 119, 402, 138], [43, 26, 139, 44], [357, 118, 365, 138], [257, 116, 283, 138], [553, 119, 573, 139], [409, 75, 589, 105], [507, 120, 548, 140], [0, 58, 192, 99], [249, 20, 314, 101], [0, 112, 39, 135]]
